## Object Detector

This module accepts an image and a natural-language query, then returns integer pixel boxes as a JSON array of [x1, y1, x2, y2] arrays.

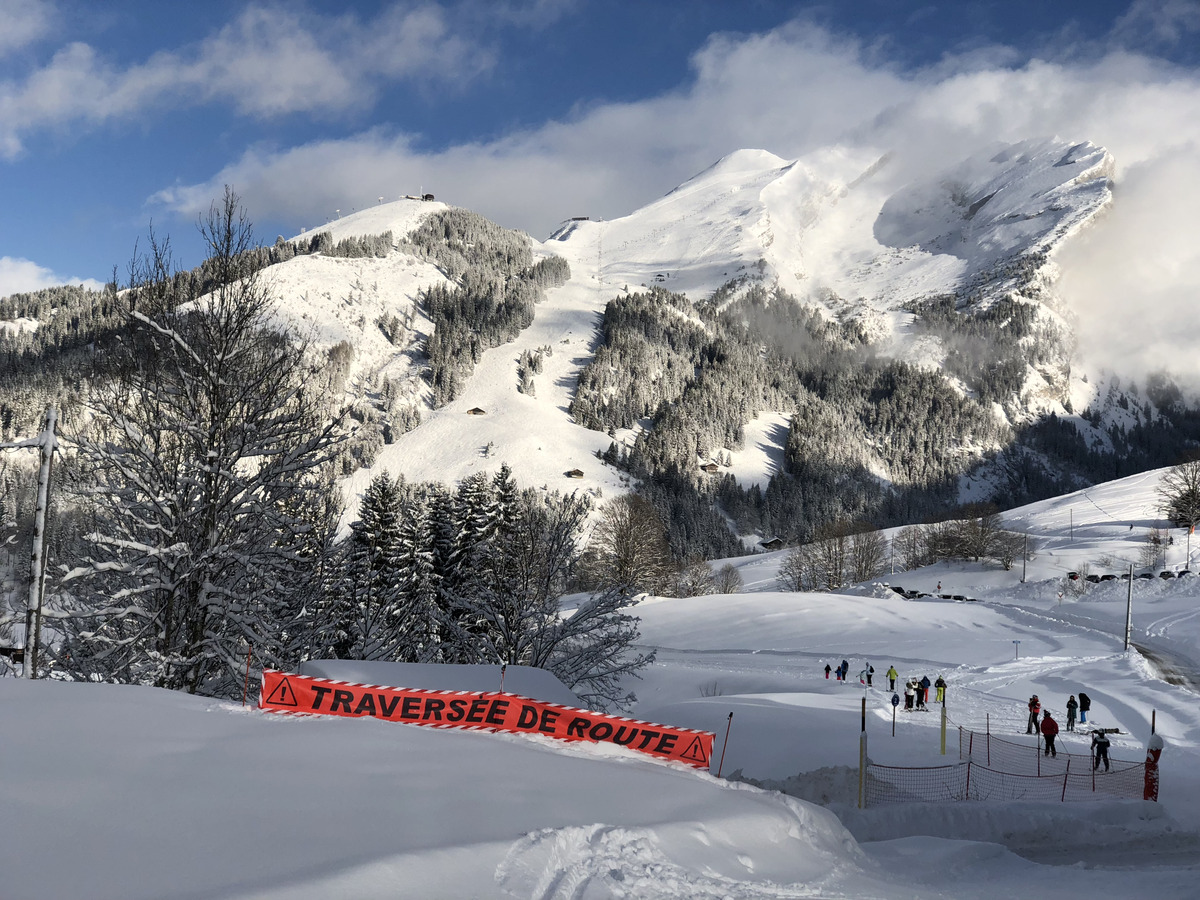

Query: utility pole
[[1, 407, 57, 678], [28, 408, 57, 678]]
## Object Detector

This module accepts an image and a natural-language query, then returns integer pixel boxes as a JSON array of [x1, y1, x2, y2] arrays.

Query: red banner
[[260, 670, 714, 769]]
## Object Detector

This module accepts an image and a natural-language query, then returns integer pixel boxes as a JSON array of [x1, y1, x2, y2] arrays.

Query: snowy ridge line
[[257, 669, 715, 735]]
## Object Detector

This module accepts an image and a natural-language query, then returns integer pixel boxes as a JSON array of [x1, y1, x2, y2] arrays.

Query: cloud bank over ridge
[[148, 18, 1200, 382]]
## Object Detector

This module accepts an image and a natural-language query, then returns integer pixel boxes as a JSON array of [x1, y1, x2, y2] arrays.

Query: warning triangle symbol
[[680, 735, 709, 765], [266, 676, 298, 707]]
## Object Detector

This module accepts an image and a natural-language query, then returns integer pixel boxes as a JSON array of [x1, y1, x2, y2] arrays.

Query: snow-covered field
[[4, 468, 1200, 898]]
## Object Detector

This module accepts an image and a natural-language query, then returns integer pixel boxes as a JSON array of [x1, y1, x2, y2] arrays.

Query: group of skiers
[[1027, 692, 1091, 733], [899, 674, 946, 710], [1026, 692, 1110, 769], [825, 660, 850, 681], [824, 660, 948, 708], [825, 659, 877, 686]]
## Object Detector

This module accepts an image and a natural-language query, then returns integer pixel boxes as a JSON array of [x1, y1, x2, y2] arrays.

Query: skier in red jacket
[[1026, 695, 1041, 734], [1040, 711, 1059, 757]]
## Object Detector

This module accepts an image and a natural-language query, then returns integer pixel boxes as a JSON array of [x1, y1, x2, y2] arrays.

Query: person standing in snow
[[841, 659, 849, 682], [825, 663, 832, 679], [919, 675, 931, 707], [1027, 695, 1041, 734], [905, 680, 915, 710], [1066, 695, 1078, 731], [866, 664, 874, 687], [886, 665, 898, 690], [1078, 691, 1091, 724], [1092, 730, 1111, 771], [934, 675, 946, 704], [1040, 711, 1059, 757]]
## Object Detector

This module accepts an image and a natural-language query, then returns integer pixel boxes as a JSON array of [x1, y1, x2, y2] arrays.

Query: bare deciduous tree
[[58, 188, 344, 696], [714, 563, 743, 594], [578, 494, 674, 594], [1157, 459, 1200, 529]]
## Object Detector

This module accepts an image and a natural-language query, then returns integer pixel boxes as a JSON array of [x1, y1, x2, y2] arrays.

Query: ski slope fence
[[864, 726, 1148, 805]]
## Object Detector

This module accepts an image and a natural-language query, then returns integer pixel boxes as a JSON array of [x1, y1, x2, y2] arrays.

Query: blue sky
[[2, 0, 1199, 295]]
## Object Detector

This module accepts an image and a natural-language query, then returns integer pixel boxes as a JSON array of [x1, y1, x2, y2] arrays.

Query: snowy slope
[[0, 141, 1117, 520], [4, 466, 1200, 898], [318, 139, 1112, 519]]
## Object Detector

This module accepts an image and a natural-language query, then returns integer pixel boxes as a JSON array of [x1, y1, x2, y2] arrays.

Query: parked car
[[1067, 571, 1080, 580], [1085, 574, 1101, 583], [1159, 571, 1176, 579], [1100, 574, 1118, 581]]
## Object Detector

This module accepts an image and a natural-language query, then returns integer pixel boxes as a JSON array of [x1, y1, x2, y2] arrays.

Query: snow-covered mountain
[[0, 136, 1162, 539], [249, 137, 1131, 529]]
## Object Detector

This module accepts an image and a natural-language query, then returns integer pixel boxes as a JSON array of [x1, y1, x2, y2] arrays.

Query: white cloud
[[0, 0, 53, 57], [0, 3, 489, 157], [1112, 0, 1200, 50], [0, 256, 104, 297], [154, 22, 915, 236], [153, 18, 1200, 380]]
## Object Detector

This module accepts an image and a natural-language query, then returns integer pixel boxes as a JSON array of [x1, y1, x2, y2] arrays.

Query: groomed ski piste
[[4, 468, 1200, 899]]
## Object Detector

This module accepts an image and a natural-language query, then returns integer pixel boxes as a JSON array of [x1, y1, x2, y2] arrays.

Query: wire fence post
[[1061, 758, 1070, 802]]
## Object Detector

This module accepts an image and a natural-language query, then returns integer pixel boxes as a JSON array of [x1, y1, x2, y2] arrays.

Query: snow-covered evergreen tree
[[333, 473, 407, 659]]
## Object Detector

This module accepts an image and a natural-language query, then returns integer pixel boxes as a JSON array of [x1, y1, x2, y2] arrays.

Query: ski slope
[[4, 466, 1200, 898]]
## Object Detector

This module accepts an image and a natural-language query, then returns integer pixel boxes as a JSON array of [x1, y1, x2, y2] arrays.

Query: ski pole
[[716, 712, 734, 777]]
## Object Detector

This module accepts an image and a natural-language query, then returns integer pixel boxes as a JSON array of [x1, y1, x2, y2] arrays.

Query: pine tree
[[336, 473, 406, 659]]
